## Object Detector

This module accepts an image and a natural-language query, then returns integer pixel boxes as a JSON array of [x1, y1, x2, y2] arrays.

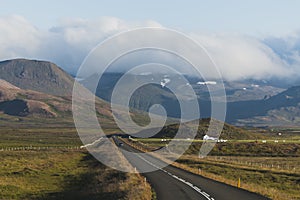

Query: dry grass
[[0, 127, 153, 200], [107, 138, 153, 200], [123, 138, 300, 200], [0, 149, 152, 200], [173, 156, 299, 200]]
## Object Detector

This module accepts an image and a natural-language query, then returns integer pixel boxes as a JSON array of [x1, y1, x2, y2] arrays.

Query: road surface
[[113, 137, 270, 200]]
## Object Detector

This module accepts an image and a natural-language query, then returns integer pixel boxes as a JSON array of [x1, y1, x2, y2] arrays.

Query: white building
[[203, 135, 218, 141]]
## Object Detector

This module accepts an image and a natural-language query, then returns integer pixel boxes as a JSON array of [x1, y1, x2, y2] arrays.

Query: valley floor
[[127, 138, 300, 200], [0, 128, 152, 200]]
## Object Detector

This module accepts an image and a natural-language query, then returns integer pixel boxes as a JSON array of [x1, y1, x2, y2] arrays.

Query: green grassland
[[132, 118, 300, 200], [0, 150, 151, 200], [175, 155, 300, 200], [0, 127, 81, 148], [131, 137, 300, 200], [0, 128, 152, 200]]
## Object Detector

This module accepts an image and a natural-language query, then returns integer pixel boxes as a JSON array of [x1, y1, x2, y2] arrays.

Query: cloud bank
[[192, 33, 296, 80], [0, 15, 299, 81]]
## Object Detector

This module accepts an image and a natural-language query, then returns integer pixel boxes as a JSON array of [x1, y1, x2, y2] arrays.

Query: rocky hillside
[[0, 59, 117, 128], [86, 72, 299, 127], [0, 59, 74, 96], [232, 86, 300, 127], [0, 79, 68, 117], [0, 78, 119, 129]]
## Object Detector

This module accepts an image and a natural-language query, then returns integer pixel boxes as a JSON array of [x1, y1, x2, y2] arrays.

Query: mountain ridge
[[0, 59, 74, 96], [1, 58, 300, 128], [82, 72, 300, 127]]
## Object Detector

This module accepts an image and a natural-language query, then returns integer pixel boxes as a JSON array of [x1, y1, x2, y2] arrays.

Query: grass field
[[1, 126, 299, 200], [133, 138, 300, 157], [0, 127, 81, 148], [133, 138, 300, 143], [175, 155, 300, 200], [0, 128, 152, 200], [128, 137, 300, 200], [0, 149, 152, 200]]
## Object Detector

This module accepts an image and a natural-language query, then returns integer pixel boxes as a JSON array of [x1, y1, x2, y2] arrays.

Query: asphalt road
[[113, 137, 270, 200]]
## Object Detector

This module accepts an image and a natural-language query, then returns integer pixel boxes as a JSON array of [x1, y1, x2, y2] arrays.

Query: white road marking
[[136, 153, 214, 200]]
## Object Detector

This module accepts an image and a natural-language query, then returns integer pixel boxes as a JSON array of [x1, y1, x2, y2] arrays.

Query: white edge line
[[136, 154, 213, 200]]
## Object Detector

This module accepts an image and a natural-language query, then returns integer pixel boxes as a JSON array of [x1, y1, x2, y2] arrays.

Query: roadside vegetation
[[0, 128, 152, 200], [125, 135, 300, 200]]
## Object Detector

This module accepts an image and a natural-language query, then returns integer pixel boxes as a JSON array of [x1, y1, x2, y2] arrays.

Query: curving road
[[113, 137, 270, 200]]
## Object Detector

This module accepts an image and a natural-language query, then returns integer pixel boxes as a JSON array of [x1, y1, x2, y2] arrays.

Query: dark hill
[[134, 118, 263, 140], [0, 59, 74, 96], [228, 86, 300, 126]]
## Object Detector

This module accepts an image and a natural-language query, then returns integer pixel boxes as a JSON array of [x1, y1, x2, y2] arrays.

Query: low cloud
[[192, 33, 294, 80], [0, 15, 299, 81], [0, 15, 162, 74], [264, 32, 300, 74], [0, 15, 41, 58]]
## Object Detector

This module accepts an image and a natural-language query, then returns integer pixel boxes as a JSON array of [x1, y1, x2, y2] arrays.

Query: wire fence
[[0, 146, 81, 151], [207, 156, 299, 172]]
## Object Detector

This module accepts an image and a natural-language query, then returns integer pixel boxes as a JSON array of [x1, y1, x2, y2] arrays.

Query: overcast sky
[[0, 0, 300, 81]]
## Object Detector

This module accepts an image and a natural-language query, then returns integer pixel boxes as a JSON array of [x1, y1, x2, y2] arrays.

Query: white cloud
[[191, 33, 294, 80], [0, 14, 299, 81], [0, 15, 41, 58], [0, 15, 162, 74]]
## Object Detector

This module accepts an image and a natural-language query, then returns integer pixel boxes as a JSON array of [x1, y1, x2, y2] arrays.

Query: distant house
[[203, 135, 218, 141]]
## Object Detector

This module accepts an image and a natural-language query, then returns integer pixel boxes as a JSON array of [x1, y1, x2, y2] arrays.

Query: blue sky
[[1, 0, 299, 35], [0, 0, 300, 80]]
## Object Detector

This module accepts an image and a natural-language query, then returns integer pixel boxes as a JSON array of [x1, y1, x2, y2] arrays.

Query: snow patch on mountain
[[139, 72, 153, 76], [251, 84, 259, 88], [160, 78, 171, 88], [197, 81, 217, 85]]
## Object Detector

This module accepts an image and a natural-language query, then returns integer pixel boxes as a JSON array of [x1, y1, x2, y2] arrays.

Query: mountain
[[0, 59, 117, 128], [88, 73, 285, 103], [0, 59, 156, 131], [231, 86, 300, 127], [81, 72, 212, 119], [2, 59, 298, 128], [223, 80, 285, 102], [82, 72, 300, 127], [0, 79, 61, 117], [0, 59, 74, 96], [0, 78, 120, 129], [0, 59, 76, 119]]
